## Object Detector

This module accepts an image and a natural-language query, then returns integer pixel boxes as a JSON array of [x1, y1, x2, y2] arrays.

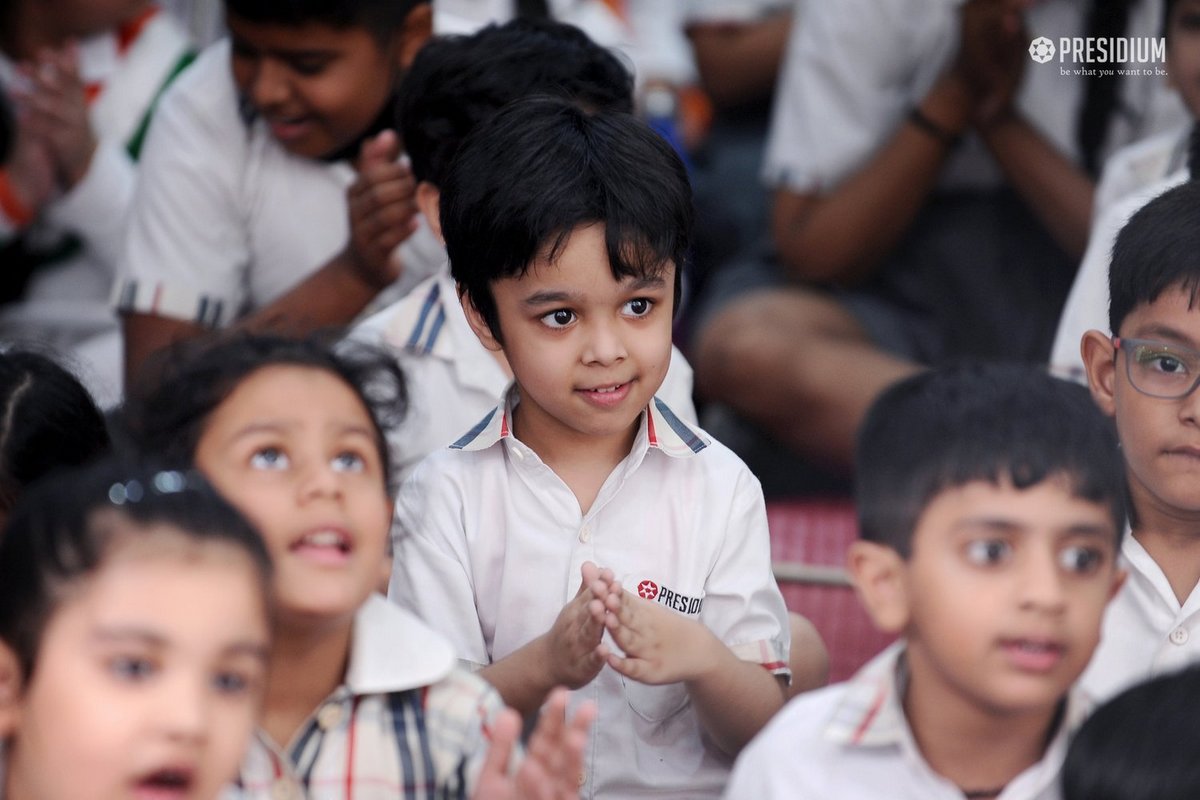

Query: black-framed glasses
[[1114, 337, 1200, 399]]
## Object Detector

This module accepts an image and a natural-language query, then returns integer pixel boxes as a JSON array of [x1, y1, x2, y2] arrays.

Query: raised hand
[[344, 129, 419, 289], [542, 561, 617, 690], [602, 587, 718, 685], [18, 44, 96, 189], [473, 688, 596, 800]]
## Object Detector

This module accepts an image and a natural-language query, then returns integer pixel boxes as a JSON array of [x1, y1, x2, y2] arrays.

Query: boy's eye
[[623, 298, 654, 317], [287, 57, 329, 77], [332, 451, 365, 473], [964, 539, 1012, 566], [1134, 346, 1191, 375], [110, 656, 156, 682], [1059, 545, 1105, 575], [250, 447, 289, 470], [1176, 11, 1200, 31], [540, 309, 576, 329]]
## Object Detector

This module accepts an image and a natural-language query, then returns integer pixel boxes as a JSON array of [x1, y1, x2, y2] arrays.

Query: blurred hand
[[344, 129, 419, 290]]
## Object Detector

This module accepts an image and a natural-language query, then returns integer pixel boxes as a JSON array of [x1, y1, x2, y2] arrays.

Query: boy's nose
[[1018, 552, 1068, 613], [582, 321, 628, 366], [248, 59, 290, 111]]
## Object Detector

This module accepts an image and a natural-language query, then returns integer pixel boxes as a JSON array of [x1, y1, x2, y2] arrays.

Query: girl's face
[[0, 526, 269, 800], [226, 13, 411, 160], [194, 366, 392, 629]]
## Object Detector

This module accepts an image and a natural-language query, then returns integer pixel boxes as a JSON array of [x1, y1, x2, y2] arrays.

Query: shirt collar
[[343, 594, 456, 695], [825, 641, 1091, 750], [449, 385, 709, 459]]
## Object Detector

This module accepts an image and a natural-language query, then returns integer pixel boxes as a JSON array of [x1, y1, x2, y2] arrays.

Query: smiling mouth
[[1000, 638, 1064, 672], [576, 381, 633, 407]]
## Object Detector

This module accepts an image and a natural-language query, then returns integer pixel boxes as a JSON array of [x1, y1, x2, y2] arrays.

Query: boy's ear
[[459, 289, 503, 352], [847, 541, 910, 634], [415, 182, 442, 243], [1081, 329, 1118, 416], [0, 643, 23, 736], [395, 3, 433, 69]]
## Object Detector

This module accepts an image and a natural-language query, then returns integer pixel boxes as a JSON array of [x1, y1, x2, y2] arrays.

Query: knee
[[693, 295, 799, 398]]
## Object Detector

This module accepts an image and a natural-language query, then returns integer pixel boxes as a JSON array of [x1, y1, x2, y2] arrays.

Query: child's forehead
[[912, 476, 1114, 537], [1122, 283, 1200, 340]]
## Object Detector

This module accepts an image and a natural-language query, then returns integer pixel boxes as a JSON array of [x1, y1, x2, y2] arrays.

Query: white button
[[271, 779, 296, 800], [316, 702, 343, 730], [1170, 627, 1190, 645], [577, 771, 587, 787], [579, 525, 591, 543]]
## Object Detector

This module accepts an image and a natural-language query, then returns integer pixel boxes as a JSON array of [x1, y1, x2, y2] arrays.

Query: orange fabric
[[0, 170, 35, 228]]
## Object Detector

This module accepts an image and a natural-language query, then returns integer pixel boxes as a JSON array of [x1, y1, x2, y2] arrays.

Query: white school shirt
[[1080, 531, 1200, 702], [115, 40, 442, 328], [1049, 127, 1190, 383], [346, 270, 699, 482], [227, 594, 506, 800], [725, 642, 1086, 800], [390, 391, 790, 799], [764, 0, 1184, 195]]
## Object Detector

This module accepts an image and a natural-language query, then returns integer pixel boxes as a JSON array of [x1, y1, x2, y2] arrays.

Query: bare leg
[[694, 288, 919, 470]]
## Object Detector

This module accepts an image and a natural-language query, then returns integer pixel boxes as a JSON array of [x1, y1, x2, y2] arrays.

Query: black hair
[[223, 0, 427, 34], [856, 362, 1126, 557], [1108, 181, 1200, 334], [0, 350, 110, 515], [398, 17, 633, 186], [0, 457, 272, 680], [441, 96, 693, 340], [1063, 666, 1200, 800], [120, 333, 407, 494]]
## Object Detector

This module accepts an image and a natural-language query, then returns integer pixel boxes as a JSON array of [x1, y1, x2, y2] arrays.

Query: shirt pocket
[[621, 676, 690, 723]]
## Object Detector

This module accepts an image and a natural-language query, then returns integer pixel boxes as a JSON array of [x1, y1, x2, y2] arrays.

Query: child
[[1051, 0, 1200, 381], [1061, 665, 1200, 800], [1079, 179, 1200, 701], [725, 362, 1127, 799], [345, 17, 700, 481], [122, 333, 594, 799], [0, 0, 193, 405], [116, 0, 440, 389], [0, 456, 273, 800], [0, 348, 111, 521], [390, 97, 791, 798]]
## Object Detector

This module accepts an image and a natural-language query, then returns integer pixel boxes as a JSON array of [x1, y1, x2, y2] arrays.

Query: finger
[[356, 128, 401, 171], [607, 653, 647, 681], [477, 707, 521, 794]]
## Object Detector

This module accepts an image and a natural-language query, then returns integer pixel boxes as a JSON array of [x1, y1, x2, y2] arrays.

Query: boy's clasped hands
[[546, 560, 714, 689]]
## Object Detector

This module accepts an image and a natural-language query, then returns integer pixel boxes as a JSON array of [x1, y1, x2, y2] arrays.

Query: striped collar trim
[[450, 389, 708, 458]]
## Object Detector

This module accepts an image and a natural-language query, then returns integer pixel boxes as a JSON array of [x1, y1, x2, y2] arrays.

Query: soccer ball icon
[[1028, 37, 1055, 64]]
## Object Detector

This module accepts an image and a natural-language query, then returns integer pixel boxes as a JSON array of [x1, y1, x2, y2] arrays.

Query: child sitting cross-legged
[[390, 97, 792, 798], [726, 363, 1128, 800]]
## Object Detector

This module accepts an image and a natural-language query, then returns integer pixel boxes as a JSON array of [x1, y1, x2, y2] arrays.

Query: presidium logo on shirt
[[636, 579, 703, 616]]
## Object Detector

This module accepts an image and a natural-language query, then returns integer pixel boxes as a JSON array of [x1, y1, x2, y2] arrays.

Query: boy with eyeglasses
[[1080, 179, 1200, 701]]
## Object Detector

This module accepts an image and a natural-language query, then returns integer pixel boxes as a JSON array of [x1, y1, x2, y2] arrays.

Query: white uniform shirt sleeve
[[117, 42, 250, 324], [703, 459, 790, 669], [390, 456, 492, 668], [763, 0, 941, 193], [44, 142, 135, 278]]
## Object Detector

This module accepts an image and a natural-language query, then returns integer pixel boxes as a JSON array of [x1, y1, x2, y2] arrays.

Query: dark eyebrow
[[625, 276, 666, 291], [1127, 324, 1200, 351], [522, 290, 579, 307], [92, 627, 167, 647]]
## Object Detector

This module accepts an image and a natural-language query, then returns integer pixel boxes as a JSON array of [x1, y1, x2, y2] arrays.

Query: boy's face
[[852, 478, 1122, 720], [194, 366, 392, 630], [226, 13, 422, 160], [1168, 0, 1200, 117], [463, 223, 675, 455], [1083, 285, 1200, 521]]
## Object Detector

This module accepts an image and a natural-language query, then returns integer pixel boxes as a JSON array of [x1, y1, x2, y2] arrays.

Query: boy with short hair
[[390, 97, 790, 798], [117, 0, 437, 388], [726, 362, 1127, 800], [345, 17, 699, 481], [1079, 179, 1200, 700]]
